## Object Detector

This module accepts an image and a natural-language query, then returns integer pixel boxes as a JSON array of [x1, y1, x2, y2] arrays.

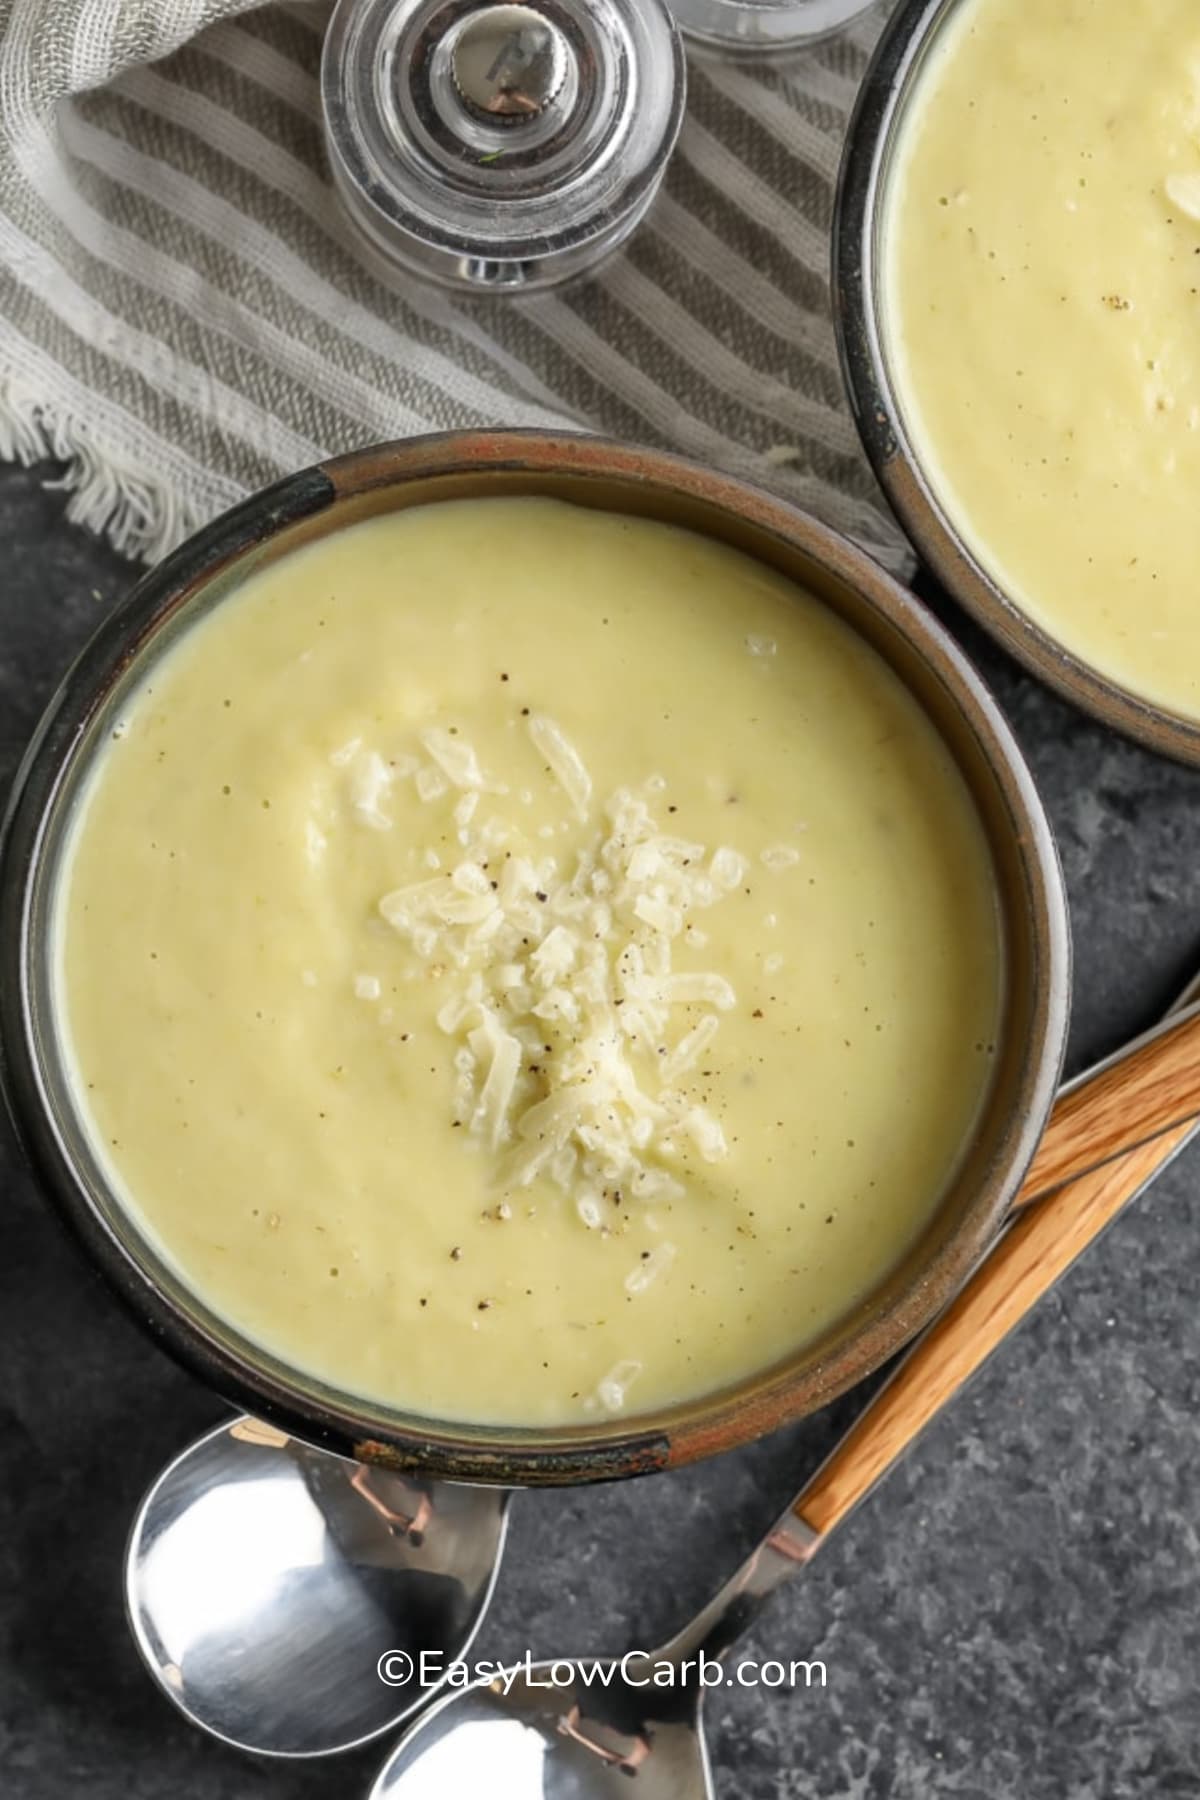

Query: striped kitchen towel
[[0, 0, 906, 567]]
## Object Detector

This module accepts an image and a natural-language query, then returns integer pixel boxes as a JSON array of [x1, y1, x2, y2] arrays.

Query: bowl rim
[[0, 428, 1071, 1485], [832, 0, 1200, 768]]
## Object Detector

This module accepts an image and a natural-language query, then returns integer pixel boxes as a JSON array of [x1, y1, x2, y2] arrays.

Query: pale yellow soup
[[887, 0, 1200, 718], [57, 499, 1000, 1427]]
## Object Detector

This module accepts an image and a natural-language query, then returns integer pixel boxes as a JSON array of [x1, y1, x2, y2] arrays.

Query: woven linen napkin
[[0, 0, 906, 568]]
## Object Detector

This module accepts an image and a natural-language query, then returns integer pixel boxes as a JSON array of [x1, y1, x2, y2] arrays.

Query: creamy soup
[[886, 0, 1200, 718], [57, 498, 1000, 1426]]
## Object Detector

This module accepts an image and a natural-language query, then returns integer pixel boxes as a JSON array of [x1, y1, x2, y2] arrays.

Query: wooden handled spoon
[[1017, 987, 1200, 1206]]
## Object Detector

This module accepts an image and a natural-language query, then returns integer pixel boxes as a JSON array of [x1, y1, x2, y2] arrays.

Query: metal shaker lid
[[448, 6, 571, 120], [322, 0, 685, 293]]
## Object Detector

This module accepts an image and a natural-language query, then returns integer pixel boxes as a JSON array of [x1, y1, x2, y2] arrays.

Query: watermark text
[[377, 1648, 826, 1693]]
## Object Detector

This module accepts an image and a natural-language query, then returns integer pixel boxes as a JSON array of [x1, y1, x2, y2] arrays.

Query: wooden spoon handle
[[797, 1117, 1196, 1540], [1018, 1005, 1200, 1205]]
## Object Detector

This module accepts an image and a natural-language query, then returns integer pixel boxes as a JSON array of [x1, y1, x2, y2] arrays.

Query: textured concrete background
[[1, 460, 1198, 1798]]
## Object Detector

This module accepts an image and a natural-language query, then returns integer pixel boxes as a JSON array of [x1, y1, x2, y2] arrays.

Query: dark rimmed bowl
[[834, 0, 1200, 766], [0, 430, 1070, 1486]]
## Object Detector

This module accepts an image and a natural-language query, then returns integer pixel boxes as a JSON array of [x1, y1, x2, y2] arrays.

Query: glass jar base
[[671, 0, 877, 53]]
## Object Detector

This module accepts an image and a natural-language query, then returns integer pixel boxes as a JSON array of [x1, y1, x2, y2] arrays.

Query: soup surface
[[58, 498, 1000, 1426], [887, 0, 1200, 718]]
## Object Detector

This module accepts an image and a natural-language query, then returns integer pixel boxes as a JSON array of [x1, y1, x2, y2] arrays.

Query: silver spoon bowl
[[371, 1660, 716, 1798], [125, 1415, 509, 1758], [370, 1502, 818, 1800]]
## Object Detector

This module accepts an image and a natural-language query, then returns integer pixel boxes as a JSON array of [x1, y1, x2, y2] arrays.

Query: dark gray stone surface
[[1, 459, 1198, 1800]]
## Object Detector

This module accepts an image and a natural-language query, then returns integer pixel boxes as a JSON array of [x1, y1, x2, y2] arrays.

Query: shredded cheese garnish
[[369, 713, 759, 1226], [528, 713, 592, 820], [348, 749, 394, 831], [625, 1243, 676, 1295], [597, 1358, 643, 1413], [1166, 171, 1200, 223]]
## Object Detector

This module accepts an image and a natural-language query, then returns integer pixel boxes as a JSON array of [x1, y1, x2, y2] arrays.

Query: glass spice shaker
[[668, 0, 878, 55], [322, 0, 686, 293]]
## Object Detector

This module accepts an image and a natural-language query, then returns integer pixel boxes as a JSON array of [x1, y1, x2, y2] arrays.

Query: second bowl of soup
[[837, 0, 1200, 761]]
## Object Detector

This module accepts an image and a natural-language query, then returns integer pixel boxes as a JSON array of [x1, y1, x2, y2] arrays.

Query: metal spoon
[[126, 980, 1200, 1758], [369, 985, 1200, 1800], [367, 1525, 814, 1800], [124, 1415, 509, 1757]]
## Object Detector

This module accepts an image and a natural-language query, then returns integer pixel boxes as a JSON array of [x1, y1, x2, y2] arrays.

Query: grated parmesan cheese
[[660, 971, 736, 1010], [415, 766, 448, 804], [374, 723, 752, 1225], [597, 1357, 643, 1412], [710, 847, 747, 891], [472, 1029, 522, 1152], [421, 726, 486, 790], [624, 1242, 676, 1295], [348, 750, 394, 831], [577, 1192, 604, 1230], [528, 713, 592, 820], [1166, 171, 1200, 223], [658, 1013, 719, 1084]]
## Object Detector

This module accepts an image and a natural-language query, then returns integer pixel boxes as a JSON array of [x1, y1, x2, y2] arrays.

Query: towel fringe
[[0, 374, 913, 579], [0, 374, 205, 564]]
